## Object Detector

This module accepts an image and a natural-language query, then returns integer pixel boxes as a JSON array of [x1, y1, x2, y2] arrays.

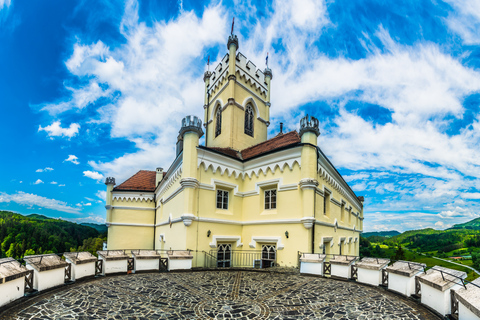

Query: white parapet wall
[[63, 252, 97, 281], [330, 255, 357, 279], [418, 266, 467, 316], [299, 253, 326, 276], [167, 250, 193, 271], [131, 250, 161, 272], [455, 277, 480, 320], [24, 254, 67, 292], [386, 261, 426, 297], [0, 258, 29, 307], [356, 257, 390, 287], [97, 250, 129, 275]]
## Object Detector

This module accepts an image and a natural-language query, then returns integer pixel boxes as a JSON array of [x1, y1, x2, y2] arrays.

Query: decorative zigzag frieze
[[198, 159, 300, 180], [112, 193, 154, 202]]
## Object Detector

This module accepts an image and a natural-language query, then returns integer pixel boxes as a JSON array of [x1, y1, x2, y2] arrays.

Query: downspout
[[153, 193, 156, 250]]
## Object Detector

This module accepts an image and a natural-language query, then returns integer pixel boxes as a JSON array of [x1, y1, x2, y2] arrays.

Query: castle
[[104, 34, 364, 267]]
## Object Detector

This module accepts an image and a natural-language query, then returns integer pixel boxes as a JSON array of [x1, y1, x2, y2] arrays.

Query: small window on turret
[[215, 107, 222, 137], [245, 105, 254, 137]]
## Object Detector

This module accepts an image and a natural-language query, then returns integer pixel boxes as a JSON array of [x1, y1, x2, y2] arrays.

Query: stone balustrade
[[299, 255, 480, 320], [0, 251, 479, 320]]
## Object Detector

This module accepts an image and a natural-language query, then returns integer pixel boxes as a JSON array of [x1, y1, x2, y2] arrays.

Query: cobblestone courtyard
[[3, 271, 438, 319]]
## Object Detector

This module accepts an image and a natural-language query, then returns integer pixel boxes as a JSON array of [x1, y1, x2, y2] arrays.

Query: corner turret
[[299, 115, 320, 145], [105, 177, 115, 232]]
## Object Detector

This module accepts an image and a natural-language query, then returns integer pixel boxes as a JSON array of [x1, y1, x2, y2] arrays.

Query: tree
[[393, 245, 405, 261]]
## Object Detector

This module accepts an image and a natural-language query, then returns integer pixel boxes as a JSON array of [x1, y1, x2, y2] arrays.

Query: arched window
[[244, 105, 254, 137], [215, 107, 222, 137]]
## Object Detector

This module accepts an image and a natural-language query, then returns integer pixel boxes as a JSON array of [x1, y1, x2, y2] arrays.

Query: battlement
[[105, 177, 115, 185], [235, 52, 268, 94], [299, 115, 320, 137], [179, 115, 204, 138]]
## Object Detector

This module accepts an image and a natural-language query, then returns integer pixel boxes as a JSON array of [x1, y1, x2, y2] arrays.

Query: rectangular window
[[264, 189, 277, 210], [216, 190, 228, 210]]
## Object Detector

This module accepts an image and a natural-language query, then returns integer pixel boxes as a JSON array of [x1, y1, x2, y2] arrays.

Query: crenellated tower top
[[203, 34, 273, 150]]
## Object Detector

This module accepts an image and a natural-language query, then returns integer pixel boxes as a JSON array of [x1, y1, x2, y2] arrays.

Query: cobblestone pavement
[[4, 270, 439, 320]]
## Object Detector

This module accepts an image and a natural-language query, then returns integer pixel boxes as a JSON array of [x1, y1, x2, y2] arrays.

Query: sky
[[0, 0, 479, 232]]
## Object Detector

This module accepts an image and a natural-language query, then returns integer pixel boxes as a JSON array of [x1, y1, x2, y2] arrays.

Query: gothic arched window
[[215, 107, 222, 137], [244, 105, 254, 137]]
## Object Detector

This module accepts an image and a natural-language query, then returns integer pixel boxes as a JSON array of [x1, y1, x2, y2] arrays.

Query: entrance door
[[217, 243, 231, 267], [261, 244, 276, 268]]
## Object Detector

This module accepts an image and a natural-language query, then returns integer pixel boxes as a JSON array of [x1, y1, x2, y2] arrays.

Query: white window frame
[[264, 188, 277, 210], [216, 189, 229, 210]]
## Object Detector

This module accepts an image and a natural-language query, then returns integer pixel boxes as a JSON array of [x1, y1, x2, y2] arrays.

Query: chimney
[[156, 168, 164, 186], [280, 122, 283, 134]]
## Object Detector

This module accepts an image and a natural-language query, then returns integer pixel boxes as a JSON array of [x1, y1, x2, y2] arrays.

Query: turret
[[227, 34, 239, 105], [179, 115, 203, 179], [299, 115, 320, 145], [105, 177, 115, 226]]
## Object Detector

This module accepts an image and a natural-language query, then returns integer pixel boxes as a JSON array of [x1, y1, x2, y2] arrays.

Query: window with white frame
[[216, 190, 229, 210], [264, 189, 277, 210]]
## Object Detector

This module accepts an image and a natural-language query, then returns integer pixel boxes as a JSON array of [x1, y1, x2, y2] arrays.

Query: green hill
[[362, 230, 400, 238], [0, 210, 101, 259], [80, 223, 107, 234], [449, 217, 480, 230]]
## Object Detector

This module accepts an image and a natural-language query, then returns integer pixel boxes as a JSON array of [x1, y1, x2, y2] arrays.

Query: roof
[[418, 266, 467, 291], [206, 131, 301, 161], [63, 252, 97, 265], [113, 170, 157, 192]]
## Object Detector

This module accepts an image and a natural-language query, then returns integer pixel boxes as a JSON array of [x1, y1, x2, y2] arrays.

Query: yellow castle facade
[[104, 34, 364, 268]]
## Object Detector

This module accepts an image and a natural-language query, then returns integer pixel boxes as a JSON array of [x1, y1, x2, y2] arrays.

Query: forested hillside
[[0, 211, 104, 259]]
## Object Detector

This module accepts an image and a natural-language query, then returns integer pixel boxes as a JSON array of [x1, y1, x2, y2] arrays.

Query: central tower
[[203, 34, 272, 150]]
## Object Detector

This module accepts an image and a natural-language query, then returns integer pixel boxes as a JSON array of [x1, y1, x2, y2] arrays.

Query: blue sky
[[1, 0, 479, 232]]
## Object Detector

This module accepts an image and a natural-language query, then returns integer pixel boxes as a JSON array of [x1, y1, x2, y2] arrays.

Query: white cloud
[[38, 121, 80, 138], [64, 155, 79, 165], [444, 0, 480, 44], [61, 213, 106, 224], [0, 191, 81, 214], [50, 181, 58, 185], [96, 190, 106, 201], [83, 170, 104, 181], [34, 179, 44, 185], [0, 0, 11, 10], [58, 184, 66, 187], [36, 167, 54, 173]]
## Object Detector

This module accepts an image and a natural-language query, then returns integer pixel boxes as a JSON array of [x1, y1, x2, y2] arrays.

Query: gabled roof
[[113, 170, 157, 192], [205, 131, 301, 161]]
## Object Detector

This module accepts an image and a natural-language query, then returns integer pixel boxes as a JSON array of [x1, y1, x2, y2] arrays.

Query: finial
[[231, 17, 235, 35]]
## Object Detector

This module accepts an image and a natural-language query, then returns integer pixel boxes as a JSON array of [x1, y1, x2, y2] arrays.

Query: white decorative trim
[[107, 222, 154, 227], [348, 237, 353, 244], [249, 236, 284, 250], [339, 237, 346, 245], [330, 197, 341, 207], [181, 213, 195, 227], [301, 217, 315, 229], [180, 178, 199, 189], [209, 236, 243, 248], [111, 206, 155, 211], [112, 192, 154, 202], [299, 179, 319, 190], [198, 146, 301, 180], [320, 236, 334, 248], [354, 237, 358, 243], [156, 157, 183, 199], [159, 234, 166, 242]]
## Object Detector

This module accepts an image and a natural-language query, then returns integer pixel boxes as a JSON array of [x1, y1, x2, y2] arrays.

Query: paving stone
[[3, 271, 439, 319]]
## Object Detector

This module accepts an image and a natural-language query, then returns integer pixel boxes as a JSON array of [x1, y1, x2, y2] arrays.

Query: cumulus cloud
[[50, 181, 58, 185], [96, 190, 106, 201], [64, 155, 79, 165], [36, 167, 54, 173], [0, 0, 11, 10], [38, 121, 80, 138], [33, 179, 44, 185], [0, 191, 81, 213], [83, 170, 104, 181]]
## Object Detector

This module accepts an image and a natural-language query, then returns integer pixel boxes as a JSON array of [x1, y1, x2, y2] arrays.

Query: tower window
[[264, 189, 276, 210], [244, 105, 254, 137], [216, 190, 228, 210], [215, 107, 222, 137]]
